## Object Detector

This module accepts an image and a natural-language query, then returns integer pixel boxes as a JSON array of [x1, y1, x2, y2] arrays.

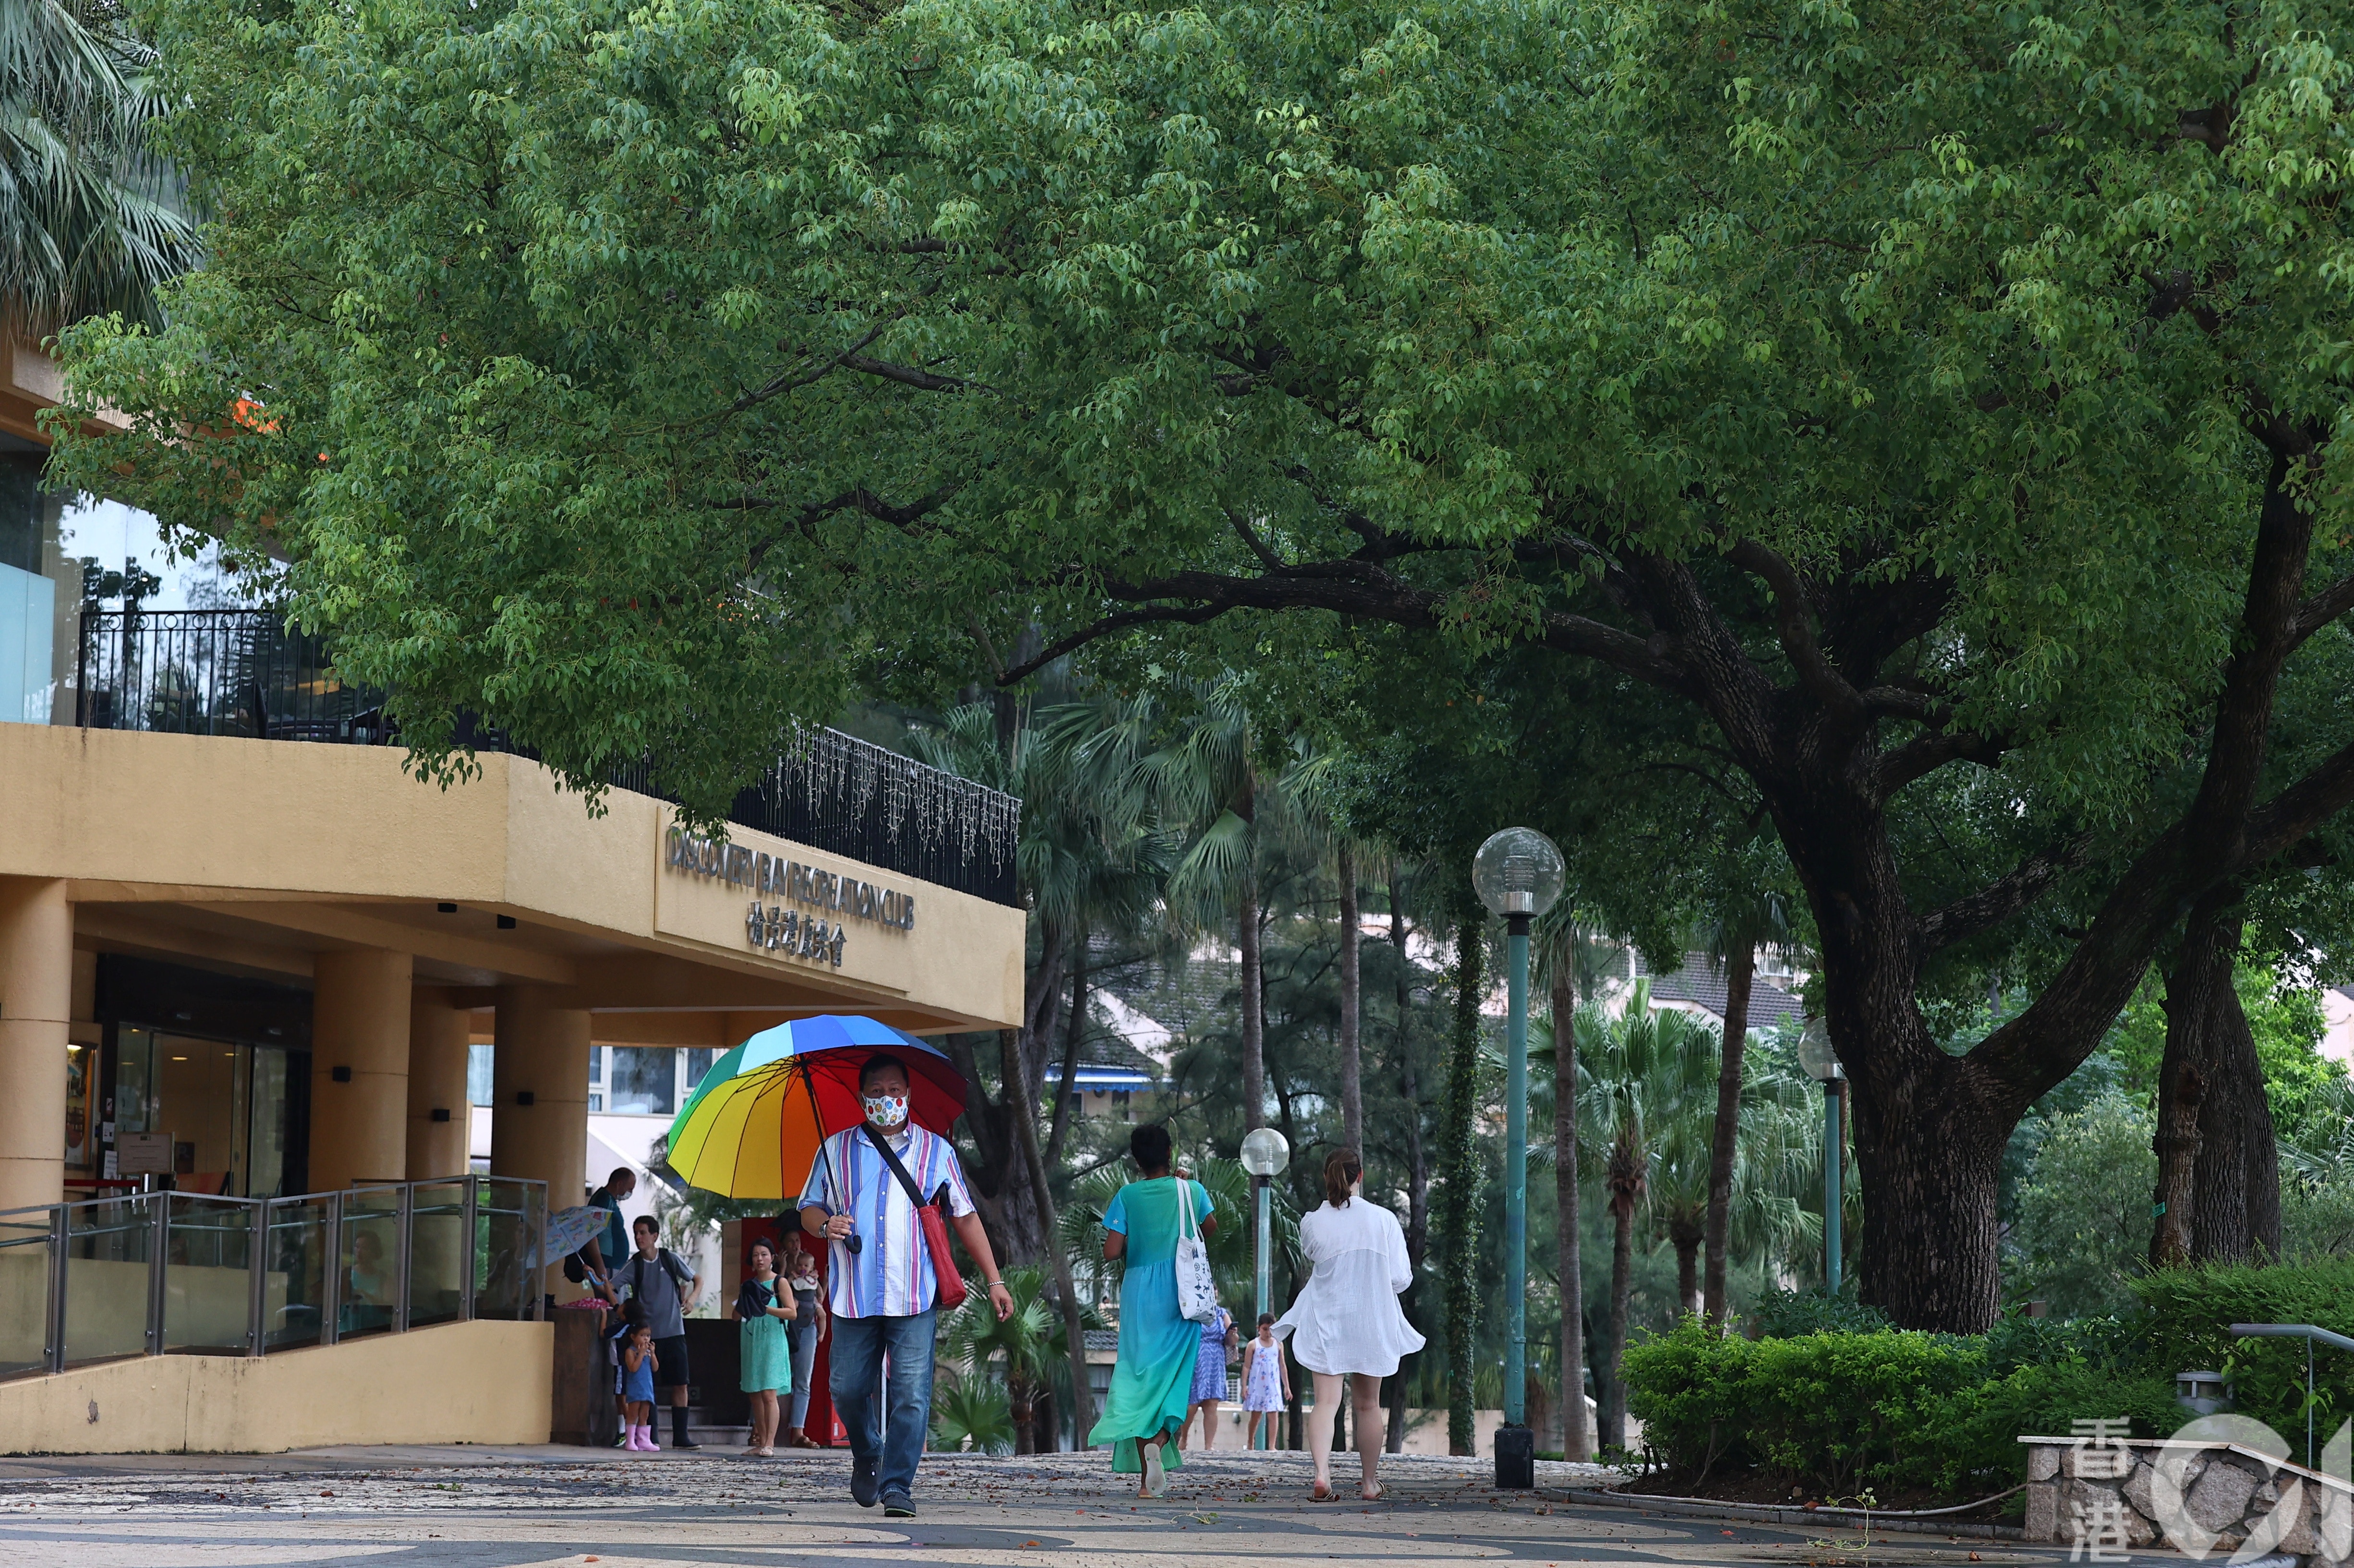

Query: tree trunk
[[1703, 944, 1753, 1328], [1001, 1028, 1095, 1450], [1672, 1223, 1702, 1319], [1389, 861, 1424, 1457], [1439, 905, 1485, 1458], [1554, 970, 1589, 1459], [1240, 872, 1266, 1132], [2154, 900, 2284, 1265], [1044, 931, 1088, 1169], [1603, 1194, 1633, 1451], [1339, 840, 1363, 1153], [1010, 1384, 1035, 1456]]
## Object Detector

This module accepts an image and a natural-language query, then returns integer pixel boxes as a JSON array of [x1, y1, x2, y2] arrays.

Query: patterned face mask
[[863, 1092, 909, 1126]]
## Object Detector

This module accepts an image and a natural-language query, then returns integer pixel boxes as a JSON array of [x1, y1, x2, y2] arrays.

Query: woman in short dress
[[1274, 1147, 1424, 1501], [1184, 1303, 1235, 1448]]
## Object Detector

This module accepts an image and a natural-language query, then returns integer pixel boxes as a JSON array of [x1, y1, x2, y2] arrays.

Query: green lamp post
[[1472, 825, 1565, 1491], [1239, 1126, 1291, 1451]]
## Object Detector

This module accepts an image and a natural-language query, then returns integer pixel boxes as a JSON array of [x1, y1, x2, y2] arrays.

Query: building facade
[[0, 342, 1026, 1451]]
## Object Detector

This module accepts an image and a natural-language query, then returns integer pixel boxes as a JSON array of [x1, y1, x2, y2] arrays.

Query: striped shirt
[[796, 1123, 976, 1318]]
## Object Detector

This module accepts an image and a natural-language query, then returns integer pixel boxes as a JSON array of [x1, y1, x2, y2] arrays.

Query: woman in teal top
[[1088, 1123, 1216, 1497]]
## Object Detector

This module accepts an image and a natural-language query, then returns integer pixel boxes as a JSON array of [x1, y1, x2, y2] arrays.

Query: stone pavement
[[0, 1446, 2173, 1568]]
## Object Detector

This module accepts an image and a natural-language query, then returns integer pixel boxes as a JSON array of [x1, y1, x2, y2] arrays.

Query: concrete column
[[309, 949, 414, 1190], [405, 989, 473, 1181], [491, 986, 591, 1208], [0, 878, 71, 1211]]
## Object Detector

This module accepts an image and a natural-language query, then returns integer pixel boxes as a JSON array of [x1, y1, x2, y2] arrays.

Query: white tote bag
[[1172, 1177, 1220, 1325]]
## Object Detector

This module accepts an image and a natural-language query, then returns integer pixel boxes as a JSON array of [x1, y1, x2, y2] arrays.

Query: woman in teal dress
[[734, 1239, 794, 1456], [1088, 1123, 1216, 1497]]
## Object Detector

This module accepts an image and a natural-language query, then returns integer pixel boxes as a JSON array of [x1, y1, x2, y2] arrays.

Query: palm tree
[[2, 0, 200, 329], [1069, 682, 1323, 1135], [940, 1263, 1061, 1454], [912, 700, 1162, 1448], [1532, 909, 1619, 1460], [1573, 980, 1719, 1451]]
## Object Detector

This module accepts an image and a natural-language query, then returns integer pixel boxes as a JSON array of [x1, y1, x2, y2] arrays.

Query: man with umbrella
[[798, 1054, 1013, 1519]]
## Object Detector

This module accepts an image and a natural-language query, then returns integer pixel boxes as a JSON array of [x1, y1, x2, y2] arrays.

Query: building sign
[[664, 826, 917, 967]]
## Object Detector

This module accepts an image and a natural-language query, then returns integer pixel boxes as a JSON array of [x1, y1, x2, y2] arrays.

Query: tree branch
[[1916, 836, 2089, 956], [1726, 539, 1861, 713]]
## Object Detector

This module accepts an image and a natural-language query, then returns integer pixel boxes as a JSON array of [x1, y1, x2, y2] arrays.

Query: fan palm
[[939, 1263, 1059, 1453], [1065, 681, 1325, 1136], [929, 1370, 1018, 1456], [1, 0, 199, 328]]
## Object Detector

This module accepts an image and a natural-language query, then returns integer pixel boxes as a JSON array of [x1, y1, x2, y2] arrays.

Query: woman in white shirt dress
[[1273, 1147, 1424, 1501]]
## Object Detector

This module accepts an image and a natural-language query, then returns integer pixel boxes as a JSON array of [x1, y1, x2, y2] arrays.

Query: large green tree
[[51, 0, 2354, 1327]]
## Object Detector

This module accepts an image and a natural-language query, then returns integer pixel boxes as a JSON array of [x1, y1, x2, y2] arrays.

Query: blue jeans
[[828, 1310, 936, 1498]]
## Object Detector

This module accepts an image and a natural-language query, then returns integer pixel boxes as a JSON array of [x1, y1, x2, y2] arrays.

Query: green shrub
[[1625, 1320, 1984, 1492], [1628, 1317, 2178, 1495], [2132, 1258, 2354, 1440], [1915, 1362, 2181, 1492], [1750, 1285, 1894, 1339]]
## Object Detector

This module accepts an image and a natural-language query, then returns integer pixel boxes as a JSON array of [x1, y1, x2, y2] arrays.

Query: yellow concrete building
[[0, 345, 1026, 1454]]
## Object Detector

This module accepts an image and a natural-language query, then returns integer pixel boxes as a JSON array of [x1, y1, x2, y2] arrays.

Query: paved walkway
[[0, 1447, 2144, 1568]]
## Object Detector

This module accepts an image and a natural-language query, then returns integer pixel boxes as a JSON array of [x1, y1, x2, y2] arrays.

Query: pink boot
[[640, 1425, 661, 1452], [626, 1424, 650, 1451]]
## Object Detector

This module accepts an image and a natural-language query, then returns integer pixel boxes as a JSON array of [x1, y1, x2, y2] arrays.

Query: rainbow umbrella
[[663, 1015, 968, 1200]]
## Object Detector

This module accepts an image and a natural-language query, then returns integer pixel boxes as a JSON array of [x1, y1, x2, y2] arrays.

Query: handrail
[[0, 1175, 546, 1384], [2229, 1322, 2354, 1468]]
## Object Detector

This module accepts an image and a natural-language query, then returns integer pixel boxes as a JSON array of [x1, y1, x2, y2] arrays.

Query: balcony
[[74, 607, 1021, 905]]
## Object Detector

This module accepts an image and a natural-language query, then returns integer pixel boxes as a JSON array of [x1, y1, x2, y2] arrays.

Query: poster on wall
[[62, 1044, 91, 1171]]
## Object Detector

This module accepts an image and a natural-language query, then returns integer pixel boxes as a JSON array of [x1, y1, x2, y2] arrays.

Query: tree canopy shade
[[47, 0, 2354, 1326]]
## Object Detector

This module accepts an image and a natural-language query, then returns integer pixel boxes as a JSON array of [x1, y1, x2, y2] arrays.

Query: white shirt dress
[[1273, 1197, 1427, 1377]]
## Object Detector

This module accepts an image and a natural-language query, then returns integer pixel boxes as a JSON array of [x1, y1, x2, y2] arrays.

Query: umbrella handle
[[802, 1057, 864, 1256]]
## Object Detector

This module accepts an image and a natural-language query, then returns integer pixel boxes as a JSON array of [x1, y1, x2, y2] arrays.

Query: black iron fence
[[76, 608, 1020, 905]]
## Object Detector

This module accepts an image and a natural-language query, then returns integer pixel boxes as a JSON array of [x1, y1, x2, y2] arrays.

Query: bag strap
[[861, 1122, 930, 1208], [1175, 1174, 1197, 1241]]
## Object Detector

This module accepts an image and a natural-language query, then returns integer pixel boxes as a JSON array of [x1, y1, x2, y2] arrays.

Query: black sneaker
[[881, 1492, 915, 1519], [672, 1435, 702, 1450], [851, 1456, 880, 1508]]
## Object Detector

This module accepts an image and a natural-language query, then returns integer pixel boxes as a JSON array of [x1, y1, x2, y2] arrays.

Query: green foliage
[[2130, 1259, 2354, 1441], [1624, 1320, 1984, 1492], [1749, 1287, 1894, 1340], [929, 1372, 1016, 1457], [1625, 1319, 2177, 1495], [2005, 1094, 2156, 1320]]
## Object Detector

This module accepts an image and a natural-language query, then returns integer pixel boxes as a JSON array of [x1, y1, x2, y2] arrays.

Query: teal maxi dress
[[1088, 1175, 1215, 1473]]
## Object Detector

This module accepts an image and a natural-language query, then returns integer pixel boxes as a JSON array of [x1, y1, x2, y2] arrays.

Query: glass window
[[606, 1047, 677, 1116], [467, 1043, 494, 1107], [684, 1048, 718, 1099]]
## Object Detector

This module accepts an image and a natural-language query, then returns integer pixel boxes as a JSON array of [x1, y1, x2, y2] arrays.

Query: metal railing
[[74, 607, 1021, 905], [0, 1175, 545, 1382]]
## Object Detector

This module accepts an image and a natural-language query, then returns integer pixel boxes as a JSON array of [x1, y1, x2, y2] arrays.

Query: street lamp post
[[1239, 1126, 1291, 1451], [1798, 1024, 1845, 1295], [1472, 826, 1566, 1492]]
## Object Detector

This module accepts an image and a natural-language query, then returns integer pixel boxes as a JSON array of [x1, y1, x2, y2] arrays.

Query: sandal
[[1310, 1482, 1336, 1502], [1361, 1483, 1386, 1502]]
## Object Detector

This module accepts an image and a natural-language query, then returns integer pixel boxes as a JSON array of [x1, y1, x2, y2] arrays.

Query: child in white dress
[[1272, 1148, 1424, 1501], [1239, 1311, 1289, 1449]]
